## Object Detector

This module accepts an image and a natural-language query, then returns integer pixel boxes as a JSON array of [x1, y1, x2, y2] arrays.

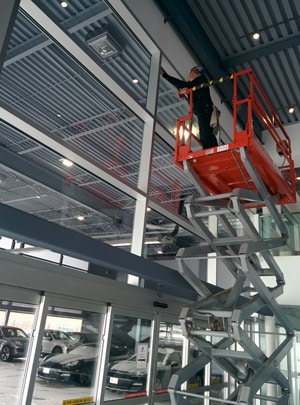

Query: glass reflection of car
[[38, 343, 97, 386], [0, 325, 29, 362], [106, 347, 182, 392], [41, 329, 81, 356], [67, 331, 98, 344]]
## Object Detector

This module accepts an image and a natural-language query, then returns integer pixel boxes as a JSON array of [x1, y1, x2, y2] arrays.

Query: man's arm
[[161, 71, 189, 89]]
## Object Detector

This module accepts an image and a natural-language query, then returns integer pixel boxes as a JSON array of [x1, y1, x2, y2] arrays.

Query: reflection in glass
[[32, 307, 102, 405], [105, 314, 152, 400], [38, 343, 98, 386], [153, 322, 183, 404], [0, 300, 36, 405]]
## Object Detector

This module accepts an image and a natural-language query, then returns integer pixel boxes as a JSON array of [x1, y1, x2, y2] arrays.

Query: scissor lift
[[168, 69, 296, 404]]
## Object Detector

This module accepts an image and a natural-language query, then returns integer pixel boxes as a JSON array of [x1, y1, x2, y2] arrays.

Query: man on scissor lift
[[161, 66, 218, 149]]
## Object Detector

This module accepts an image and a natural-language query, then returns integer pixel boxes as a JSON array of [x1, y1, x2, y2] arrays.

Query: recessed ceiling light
[[296, 176, 300, 180], [252, 32, 260, 40], [132, 78, 139, 84], [61, 158, 73, 167], [87, 32, 120, 60], [288, 107, 295, 114], [77, 215, 85, 221], [61, 1, 68, 8], [146, 207, 151, 212]]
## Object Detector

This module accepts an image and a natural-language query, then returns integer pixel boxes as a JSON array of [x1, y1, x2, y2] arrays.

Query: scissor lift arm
[[169, 69, 296, 404]]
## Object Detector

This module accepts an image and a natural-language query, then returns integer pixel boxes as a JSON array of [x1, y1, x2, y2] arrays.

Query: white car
[[41, 329, 81, 356]]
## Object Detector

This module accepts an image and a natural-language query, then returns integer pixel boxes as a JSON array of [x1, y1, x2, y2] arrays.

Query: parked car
[[41, 329, 81, 356], [38, 343, 97, 386], [67, 331, 98, 344], [106, 347, 182, 392], [0, 325, 29, 362]]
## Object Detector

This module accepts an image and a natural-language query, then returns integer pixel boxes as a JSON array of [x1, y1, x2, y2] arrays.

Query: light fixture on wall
[[87, 32, 120, 59]]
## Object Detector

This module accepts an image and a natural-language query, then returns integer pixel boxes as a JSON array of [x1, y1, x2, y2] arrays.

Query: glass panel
[[157, 77, 189, 135], [2, 11, 144, 188], [153, 322, 183, 404], [33, 0, 152, 108], [105, 314, 152, 400], [150, 134, 198, 213], [32, 305, 103, 405], [144, 207, 201, 260], [0, 299, 37, 405], [260, 212, 300, 255]]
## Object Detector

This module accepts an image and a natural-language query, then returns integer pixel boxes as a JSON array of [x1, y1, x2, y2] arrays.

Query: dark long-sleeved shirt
[[162, 72, 213, 114]]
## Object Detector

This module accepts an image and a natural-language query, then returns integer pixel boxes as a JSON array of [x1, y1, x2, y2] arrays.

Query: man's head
[[189, 65, 206, 81]]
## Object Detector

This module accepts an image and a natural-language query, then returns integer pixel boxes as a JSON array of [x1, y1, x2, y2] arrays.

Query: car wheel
[[52, 346, 63, 355], [1, 346, 13, 362], [77, 368, 91, 386]]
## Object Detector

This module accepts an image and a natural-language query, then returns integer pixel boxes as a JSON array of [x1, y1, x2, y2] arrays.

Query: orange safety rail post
[[233, 69, 296, 205], [174, 88, 202, 169], [173, 68, 296, 206]]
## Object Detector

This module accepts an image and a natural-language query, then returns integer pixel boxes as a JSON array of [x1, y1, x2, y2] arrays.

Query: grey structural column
[[0, 0, 20, 71]]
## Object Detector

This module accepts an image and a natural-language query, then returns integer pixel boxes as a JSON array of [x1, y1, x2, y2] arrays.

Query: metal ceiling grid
[[32, 0, 152, 106]]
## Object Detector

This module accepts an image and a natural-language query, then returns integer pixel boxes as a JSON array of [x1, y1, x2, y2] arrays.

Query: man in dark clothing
[[161, 66, 218, 149]]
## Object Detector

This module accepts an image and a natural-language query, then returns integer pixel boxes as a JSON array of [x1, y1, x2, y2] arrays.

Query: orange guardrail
[[174, 69, 296, 205]]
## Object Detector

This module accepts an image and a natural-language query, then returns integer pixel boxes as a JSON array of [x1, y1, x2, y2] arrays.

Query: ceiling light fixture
[[288, 106, 295, 114], [60, 1, 68, 8], [132, 78, 139, 84], [77, 215, 85, 221], [61, 158, 73, 167], [87, 32, 120, 60], [252, 32, 260, 40]]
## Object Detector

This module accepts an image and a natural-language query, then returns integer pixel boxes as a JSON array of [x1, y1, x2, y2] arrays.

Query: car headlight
[[65, 361, 80, 369], [132, 370, 147, 377]]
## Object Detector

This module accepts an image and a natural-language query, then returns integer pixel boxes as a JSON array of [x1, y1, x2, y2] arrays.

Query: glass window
[[0, 299, 37, 405], [32, 305, 103, 405], [153, 321, 183, 404], [105, 314, 152, 400]]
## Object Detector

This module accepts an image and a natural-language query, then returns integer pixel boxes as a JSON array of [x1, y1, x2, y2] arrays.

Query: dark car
[[38, 343, 97, 386], [0, 326, 29, 362], [106, 347, 182, 392]]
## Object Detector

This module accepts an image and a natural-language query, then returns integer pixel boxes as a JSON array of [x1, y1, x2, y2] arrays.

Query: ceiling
[[155, 0, 300, 128], [0, 0, 299, 266]]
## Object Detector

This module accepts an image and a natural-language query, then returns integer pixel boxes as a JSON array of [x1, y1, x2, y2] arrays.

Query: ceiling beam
[[0, 202, 197, 300], [223, 33, 300, 69]]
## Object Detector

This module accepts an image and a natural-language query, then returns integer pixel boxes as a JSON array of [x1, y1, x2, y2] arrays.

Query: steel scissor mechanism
[[169, 69, 296, 404]]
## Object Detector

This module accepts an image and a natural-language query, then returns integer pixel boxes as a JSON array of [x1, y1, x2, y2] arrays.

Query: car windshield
[[69, 344, 98, 357], [50, 331, 71, 340], [2, 327, 27, 338]]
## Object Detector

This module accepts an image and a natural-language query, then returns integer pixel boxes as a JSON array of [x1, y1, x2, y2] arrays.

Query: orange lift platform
[[174, 68, 296, 207]]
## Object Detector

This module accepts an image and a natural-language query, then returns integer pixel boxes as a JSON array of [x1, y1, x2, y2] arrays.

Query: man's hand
[[178, 87, 188, 98]]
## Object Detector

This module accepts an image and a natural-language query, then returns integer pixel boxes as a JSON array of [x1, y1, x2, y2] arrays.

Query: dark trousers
[[196, 104, 218, 149]]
